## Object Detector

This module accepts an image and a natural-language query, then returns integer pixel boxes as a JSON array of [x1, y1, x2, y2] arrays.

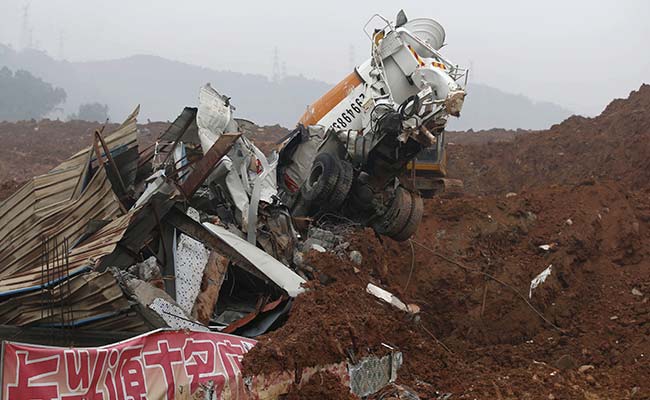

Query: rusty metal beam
[[179, 132, 241, 198], [94, 129, 128, 195]]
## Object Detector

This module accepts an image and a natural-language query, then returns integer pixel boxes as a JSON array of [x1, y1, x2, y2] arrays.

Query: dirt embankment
[[245, 86, 650, 399], [448, 84, 650, 195], [0, 119, 168, 200]]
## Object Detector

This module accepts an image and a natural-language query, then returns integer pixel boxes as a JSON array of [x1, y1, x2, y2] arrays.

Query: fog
[[1, 0, 648, 115]]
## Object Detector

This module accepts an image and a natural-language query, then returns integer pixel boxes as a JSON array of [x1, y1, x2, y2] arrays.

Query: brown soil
[[284, 371, 360, 400], [244, 85, 650, 399], [447, 128, 531, 146], [0, 119, 167, 199], [448, 85, 650, 195]]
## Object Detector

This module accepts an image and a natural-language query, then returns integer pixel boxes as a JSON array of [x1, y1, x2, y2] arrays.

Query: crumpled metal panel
[[0, 107, 140, 281], [348, 352, 403, 397], [202, 222, 306, 297], [0, 211, 134, 297], [175, 228, 210, 314], [0, 271, 131, 327], [149, 297, 209, 332], [0, 167, 122, 278]]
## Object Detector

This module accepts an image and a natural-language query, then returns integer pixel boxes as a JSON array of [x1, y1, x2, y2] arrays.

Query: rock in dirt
[[585, 374, 597, 386], [578, 364, 595, 373], [311, 244, 327, 253], [555, 354, 578, 370], [349, 250, 363, 265]]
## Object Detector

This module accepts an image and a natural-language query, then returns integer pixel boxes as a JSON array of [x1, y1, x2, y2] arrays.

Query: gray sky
[[1, 0, 648, 115]]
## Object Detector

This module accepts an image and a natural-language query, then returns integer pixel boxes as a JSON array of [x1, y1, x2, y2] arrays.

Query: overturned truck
[[278, 12, 466, 240], [193, 12, 467, 243]]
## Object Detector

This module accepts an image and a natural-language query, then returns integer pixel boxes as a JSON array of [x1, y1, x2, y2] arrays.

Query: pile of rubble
[[0, 11, 474, 397], [0, 89, 416, 398]]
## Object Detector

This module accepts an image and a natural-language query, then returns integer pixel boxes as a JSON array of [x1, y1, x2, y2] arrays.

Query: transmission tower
[[272, 47, 280, 82], [20, 3, 33, 50]]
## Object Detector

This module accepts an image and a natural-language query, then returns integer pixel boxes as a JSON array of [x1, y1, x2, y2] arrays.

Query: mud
[[244, 86, 650, 399]]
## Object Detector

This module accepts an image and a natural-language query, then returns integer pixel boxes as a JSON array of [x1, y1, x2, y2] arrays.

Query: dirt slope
[[449, 84, 650, 195], [245, 86, 650, 399]]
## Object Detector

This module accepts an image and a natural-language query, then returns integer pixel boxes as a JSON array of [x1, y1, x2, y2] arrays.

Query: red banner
[[1, 329, 257, 400]]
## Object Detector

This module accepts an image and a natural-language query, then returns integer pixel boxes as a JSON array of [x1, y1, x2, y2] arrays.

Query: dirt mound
[[447, 128, 531, 146], [243, 85, 650, 398], [245, 181, 649, 398], [449, 84, 650, 195], [0, 119, 168, 185], [237, 120, 290, 155]]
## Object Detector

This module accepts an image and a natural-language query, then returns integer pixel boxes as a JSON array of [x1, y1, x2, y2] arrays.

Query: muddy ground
[[1, 85, 649, 399], [244, 85, 650, 399]]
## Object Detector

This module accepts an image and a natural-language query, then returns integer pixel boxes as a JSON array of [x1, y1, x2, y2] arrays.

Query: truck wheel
[[327, 160, 354, 209], [372, 187, 410, 235], [301, 153, 339, 203], [390, 191, 424, 242], [381, 187, 413, 236]]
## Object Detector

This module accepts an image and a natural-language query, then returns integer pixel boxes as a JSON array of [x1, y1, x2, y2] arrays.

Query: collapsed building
[[0, 11, 466, 399]]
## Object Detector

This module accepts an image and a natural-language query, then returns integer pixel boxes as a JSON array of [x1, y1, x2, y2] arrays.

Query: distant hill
[[446, 83, 573, 131], [0, 44, 571, 129]]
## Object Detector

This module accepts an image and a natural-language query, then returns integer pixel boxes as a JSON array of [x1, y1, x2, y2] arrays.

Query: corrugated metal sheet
[[0, 271, 130, 327], [0, 211, 134, 296], [0, 108, 140, 280], [0, 167, 122, 277]]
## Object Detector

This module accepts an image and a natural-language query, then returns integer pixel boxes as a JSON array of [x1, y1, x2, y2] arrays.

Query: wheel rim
[[308, 164, 323, 187]]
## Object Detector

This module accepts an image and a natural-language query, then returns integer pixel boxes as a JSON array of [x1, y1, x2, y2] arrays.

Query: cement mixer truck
[[277, 10, 467, 241]]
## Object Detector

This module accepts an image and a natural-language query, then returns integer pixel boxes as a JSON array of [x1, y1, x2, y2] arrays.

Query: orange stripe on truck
[[299, 71, 363, 126]]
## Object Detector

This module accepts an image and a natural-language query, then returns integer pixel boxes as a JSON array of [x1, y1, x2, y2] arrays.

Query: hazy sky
[[1, 0, 648, 115]]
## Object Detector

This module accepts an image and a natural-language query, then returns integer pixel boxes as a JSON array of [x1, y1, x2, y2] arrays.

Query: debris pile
[[0, 10, 472, 397], [0, 86, 416, 397], [0, 98, 307, 334]]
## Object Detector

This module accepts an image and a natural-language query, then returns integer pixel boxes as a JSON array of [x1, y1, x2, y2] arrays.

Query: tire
[[391, 191, 424, 242], [327, 160, 354, 209], [376, 187, 412, 236], [301, 152, 340, 203]]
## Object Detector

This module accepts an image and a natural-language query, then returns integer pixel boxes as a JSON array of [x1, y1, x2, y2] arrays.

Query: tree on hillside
[[69, 102, 109, 122], [0, 67, 67, 121]]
